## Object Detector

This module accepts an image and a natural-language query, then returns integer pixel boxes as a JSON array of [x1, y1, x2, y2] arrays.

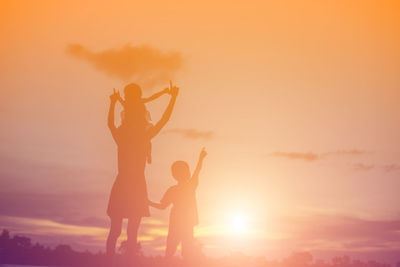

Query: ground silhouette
[[1, 230, 398, 267]]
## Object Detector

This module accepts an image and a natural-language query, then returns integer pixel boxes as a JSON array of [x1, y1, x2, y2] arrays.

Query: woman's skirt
[[107, 171, 150, 218]]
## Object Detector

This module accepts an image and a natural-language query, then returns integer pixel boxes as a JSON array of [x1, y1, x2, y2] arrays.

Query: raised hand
[[109, 88, 120, 103], [170, 86, 179, 97], [199, 147, 207, 160], [117, 93, 124, 104], [168, 80, 179, 96]]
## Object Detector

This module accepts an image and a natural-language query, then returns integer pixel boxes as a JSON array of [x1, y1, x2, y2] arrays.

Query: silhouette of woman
[[106, 83, 179, 263]]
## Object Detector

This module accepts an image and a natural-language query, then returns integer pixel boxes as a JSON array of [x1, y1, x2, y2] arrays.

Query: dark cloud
[[165, 128, 214, 140], [66, 43, 183, 88], [269, 149, 370, 162]]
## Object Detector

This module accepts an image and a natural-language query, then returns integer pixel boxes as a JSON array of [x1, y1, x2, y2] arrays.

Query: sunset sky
[[1, 0, 400, 263]]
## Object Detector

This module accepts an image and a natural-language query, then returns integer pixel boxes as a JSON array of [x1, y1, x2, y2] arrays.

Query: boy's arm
[[148, 200, 169, 210], [190, 148, 207, 189], [142, 87, 169, 103], [108, 89, 119, 143]]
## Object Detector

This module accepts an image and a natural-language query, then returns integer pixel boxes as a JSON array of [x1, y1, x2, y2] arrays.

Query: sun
[[228, 211, 249, 235]]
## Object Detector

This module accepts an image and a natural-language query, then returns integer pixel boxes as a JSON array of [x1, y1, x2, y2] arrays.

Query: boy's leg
[[165, 224, 180, 258], [181, 225, 194, 259], [106, 217, 123, 262]]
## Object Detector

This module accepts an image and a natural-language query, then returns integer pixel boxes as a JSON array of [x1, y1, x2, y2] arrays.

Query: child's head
[[171, 161, 191, 182], [124, 83, 142, 102]]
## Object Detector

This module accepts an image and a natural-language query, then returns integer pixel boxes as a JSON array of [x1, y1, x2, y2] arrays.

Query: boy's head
[[124, 83, 142, 102], [171, 161, 191, 182]]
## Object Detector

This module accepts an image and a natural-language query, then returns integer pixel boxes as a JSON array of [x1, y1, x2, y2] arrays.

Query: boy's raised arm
[[191, 148, 207, 188], [142, 87, 169, 103], [147, 86, 179, 139]]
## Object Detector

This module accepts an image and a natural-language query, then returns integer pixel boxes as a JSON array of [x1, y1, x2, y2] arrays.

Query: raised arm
[[147, 86, 179, 139], [108, 89, 119, 143], [190, 148, 207, 189], [142, 87, 169, 103]]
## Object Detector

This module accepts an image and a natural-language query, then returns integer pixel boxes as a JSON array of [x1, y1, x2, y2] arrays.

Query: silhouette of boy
[[149, 148, 207, 258]]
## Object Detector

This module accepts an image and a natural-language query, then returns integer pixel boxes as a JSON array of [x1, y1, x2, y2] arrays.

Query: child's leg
[[181, 225, 194, 258], [106, 217, 123, 257], [165, 226, 180, 258]]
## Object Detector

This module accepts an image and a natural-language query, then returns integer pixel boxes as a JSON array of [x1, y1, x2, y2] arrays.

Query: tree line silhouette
[[1, 229, 399, 267]]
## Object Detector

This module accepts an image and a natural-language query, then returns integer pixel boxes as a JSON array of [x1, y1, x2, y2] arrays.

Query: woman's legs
[[127, 216, 142, 254], [106, 216, 123, 258]]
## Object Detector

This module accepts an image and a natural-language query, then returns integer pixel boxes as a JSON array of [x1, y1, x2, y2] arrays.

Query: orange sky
[[1, 0, 400, 261]]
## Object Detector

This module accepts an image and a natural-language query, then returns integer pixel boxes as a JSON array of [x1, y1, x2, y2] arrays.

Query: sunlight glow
[[229, 212, 249, 235]]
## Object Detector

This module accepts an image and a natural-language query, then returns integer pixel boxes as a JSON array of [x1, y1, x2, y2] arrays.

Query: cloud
[[66, 43, 183, 88], [269, 149, 370, 162], [351, 163, 400, 172], [352, 163, 375, 171], [165, 128, 214, 140], [325, 149, 371, 156], [0, 151, 112, 194], [269, 150, 399, 174], [382, 164, 400, 173], [292, 214, 400, 250], [270, 152, 320, 161], [0, 191, 107, 227], [2, 199, 400, 262]]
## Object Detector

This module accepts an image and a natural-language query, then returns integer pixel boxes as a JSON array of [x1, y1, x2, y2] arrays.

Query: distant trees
[[0, 229, 398, 267], [0, 229, 104, 266]]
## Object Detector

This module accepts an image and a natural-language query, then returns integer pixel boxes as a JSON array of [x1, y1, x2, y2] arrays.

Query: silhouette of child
[[149, 148, 207, 258], [117, 83, 170, 164]]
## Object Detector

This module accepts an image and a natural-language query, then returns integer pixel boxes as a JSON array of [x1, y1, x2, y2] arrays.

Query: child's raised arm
[[142, 87, 169, 103], [190, 148, 207, 189]]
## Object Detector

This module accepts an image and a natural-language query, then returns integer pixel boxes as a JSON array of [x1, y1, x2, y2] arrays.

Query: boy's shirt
[[161, 179, 198, 227]]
